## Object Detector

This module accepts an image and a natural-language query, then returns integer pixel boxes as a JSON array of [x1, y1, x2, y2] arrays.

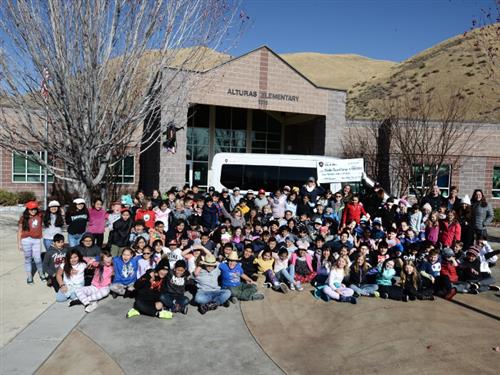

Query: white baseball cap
[[48, 200, 60, 208], [73, 198, 85, 205]]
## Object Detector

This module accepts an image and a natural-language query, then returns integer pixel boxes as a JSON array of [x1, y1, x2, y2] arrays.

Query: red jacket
[[439, 220, 461, 247], [341, 202, 367, 227], [135, 209, 156, 229], [440, 261, 458, 283]]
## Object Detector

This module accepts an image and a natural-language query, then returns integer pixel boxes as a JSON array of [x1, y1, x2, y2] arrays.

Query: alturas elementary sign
[[226, 88, 299, 103]]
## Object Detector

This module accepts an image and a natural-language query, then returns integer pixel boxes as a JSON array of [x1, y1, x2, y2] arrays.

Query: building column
[[324, 90, 347, 157]]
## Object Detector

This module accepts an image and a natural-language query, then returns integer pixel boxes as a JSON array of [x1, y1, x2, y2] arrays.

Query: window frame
[[410, 164, 451, 197], [113, 155, 135, 184], [11, 151, 54, 184], [492, 166, 500, 199]]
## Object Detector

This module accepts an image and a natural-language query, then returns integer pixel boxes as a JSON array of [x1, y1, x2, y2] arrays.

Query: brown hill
[[281, 53, 396, 91], [345, 26, 500, 122]]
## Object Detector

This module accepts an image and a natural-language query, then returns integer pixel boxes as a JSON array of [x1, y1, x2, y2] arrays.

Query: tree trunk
[[376, 118, 392, 194]]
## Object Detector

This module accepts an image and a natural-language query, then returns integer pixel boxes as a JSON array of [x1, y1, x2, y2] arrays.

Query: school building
[[1, 46, 500, 207]]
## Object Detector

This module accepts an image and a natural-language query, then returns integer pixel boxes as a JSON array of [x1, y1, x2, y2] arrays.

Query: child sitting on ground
[[290, 244, 317, 285], [42, 233, 68, 291], [55, 249, 86, 303], [400, 260, 434, 301], [219, 251, 264, 301], [110, 248, 139, 298], [321, 257, 357, 304], [159, 260, 193, 314], [273, 248, 303, 291], [254, 249, 289, 293], [376, 259, 403, 301], [126, 259, 172, 319], [72, 250, 114, 312]]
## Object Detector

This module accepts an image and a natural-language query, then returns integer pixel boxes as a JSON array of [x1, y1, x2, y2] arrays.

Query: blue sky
[[233, 0, 494, 61]]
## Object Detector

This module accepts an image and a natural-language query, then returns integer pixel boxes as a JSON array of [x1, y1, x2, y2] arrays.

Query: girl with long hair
[[55, 249, 86, 302], [42, 200, 64, 252], [18, 201, 44, 284]]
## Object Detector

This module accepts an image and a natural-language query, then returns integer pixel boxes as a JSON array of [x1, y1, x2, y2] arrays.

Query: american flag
[[41, 67, 50, 100]]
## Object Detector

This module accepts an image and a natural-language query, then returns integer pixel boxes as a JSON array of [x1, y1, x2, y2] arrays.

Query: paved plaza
[[1, 212, 499, 375]]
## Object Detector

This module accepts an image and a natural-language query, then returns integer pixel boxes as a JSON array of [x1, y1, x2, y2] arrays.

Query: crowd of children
[[17, 181, 500, 318]]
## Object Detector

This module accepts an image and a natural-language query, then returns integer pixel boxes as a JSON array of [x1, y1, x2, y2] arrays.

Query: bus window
[[243, 165, 280, 191], [278, 166, 317, 188], [221, 165, 243, 188]]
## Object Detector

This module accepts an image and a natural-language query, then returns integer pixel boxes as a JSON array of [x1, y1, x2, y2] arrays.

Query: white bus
[[209, 153, 379, 194]]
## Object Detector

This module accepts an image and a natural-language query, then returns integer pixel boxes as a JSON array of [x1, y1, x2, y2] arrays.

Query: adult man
[[299, 176, 324, 203], [421, 185, 446, 211]]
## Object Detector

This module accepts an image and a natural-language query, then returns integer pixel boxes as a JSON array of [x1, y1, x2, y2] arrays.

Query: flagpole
[[44, 104, 48, 210]]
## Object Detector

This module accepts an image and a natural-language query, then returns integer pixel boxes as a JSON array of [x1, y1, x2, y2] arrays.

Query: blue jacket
[[113, 256, 139, 285]]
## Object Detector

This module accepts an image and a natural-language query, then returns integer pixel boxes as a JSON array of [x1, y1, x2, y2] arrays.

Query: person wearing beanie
[[457, 245, 499, 294], [159, 259, 194, 314], [126, 259, 172, 320]]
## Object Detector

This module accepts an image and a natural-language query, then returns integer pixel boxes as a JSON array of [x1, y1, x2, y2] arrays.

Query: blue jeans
[[43, 239, 53, 252], [349, 284, 378, 296], [68, 233, 83, 247], [160, 293, 190, 310], [195, 289, 231, 305], [276, 265, 300, 286], [56, 289, 77, 302]]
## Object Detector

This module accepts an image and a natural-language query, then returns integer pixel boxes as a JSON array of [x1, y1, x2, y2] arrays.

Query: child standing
[[65, 198, 89, 247], [87, 198, 107, 248], [73, 250, 114, 312], [18, 201, 44, 284]]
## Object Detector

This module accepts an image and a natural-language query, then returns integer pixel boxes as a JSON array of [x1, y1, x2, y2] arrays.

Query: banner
[[317, 159, 364, 183]]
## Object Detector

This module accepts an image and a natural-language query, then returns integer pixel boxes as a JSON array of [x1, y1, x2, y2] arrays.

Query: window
[[251, 111, 281, 154], [113, 156, 135, 184], [493, 167, 500, 198], [12, 151, 53, 183], [411, 164, 450, 197], [214, 107, 247, 154]]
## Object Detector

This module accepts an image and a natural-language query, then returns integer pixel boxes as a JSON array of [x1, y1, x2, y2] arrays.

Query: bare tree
[[0, 0, 246, 201], [343, 89, 483, 199]]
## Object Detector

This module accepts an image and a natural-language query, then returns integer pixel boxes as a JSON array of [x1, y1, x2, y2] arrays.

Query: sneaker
[[381, 292, 389, 299], [469, 282, 480, 290], [181, 305, 189, 315], [296, 283, 304, 291], [126, 308, 140, 318], [222, 300, 231, 308], [27, 277, 34, 285], [208, 302, 219, 310], [409, 295, 416, 301], [489, 285, 500, 292], [110, 291, 118, 299], [469, 289, 479, 295], [39, 274, 47, 282], [290, 284, 296, 291], [350, 297, 357, 305], [68, 299, 83, 307], [158, 310, 173, 319], [230, 296, 238, 304], [85, 302, 98, 313], [198, 304, 210, 315], [373, 291, 380, 298], [263, 282, 272, 289], [251, 293, 265, 300], [279, 282, 290, 294], [402, 295, 409, 302], [444, 288, 457, 301]]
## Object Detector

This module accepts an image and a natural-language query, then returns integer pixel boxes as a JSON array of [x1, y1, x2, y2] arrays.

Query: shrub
[[494, 208, 500, 223], [17, 191, 37, 204], [0, 190, 19, 206]]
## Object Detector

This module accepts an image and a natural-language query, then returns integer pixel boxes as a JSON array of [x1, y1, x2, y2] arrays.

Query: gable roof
[[202, 45, 346, 93]]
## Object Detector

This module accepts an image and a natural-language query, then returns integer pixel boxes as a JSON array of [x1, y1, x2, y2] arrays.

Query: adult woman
[[42, 200, 64, 252], [446, 186, 461, 212], [18, 201, 45, 284], [65, 198, 89, 247], [470, 189, 493, 240]]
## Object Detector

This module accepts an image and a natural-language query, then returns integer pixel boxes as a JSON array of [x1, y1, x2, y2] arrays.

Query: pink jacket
[[87, 208, 107, 234], [290, 253, 314, 272]]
